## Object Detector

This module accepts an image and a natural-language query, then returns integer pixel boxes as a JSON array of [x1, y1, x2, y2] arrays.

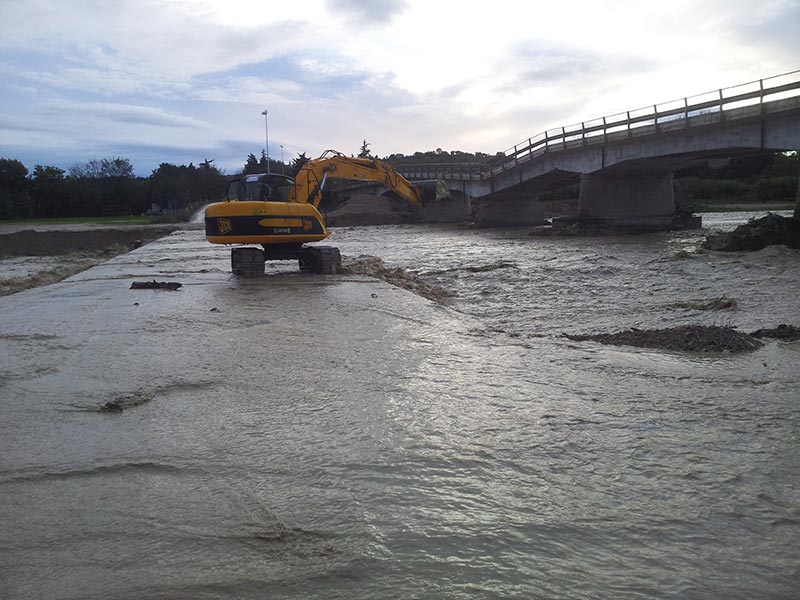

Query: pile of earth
[[326, 194, 421, 227], [564, 324, 799, 353], [339, 255, 454, 304], [0, 226, 175, 257], [703, 213, 800, 251]]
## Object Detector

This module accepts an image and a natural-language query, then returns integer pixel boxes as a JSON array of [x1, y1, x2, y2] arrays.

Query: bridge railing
[[397, 70, 800, 181]]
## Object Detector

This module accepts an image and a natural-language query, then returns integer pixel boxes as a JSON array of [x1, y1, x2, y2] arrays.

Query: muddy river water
[[1, 212, 798, 599]]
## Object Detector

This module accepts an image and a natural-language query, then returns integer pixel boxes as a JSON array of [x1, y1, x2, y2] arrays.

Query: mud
[[565, 325, 764, 353], [750, 324, 800, 340], [340, 255, 454, 303]]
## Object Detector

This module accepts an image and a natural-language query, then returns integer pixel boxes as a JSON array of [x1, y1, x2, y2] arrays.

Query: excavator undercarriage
[[231, 244, 342, 278]]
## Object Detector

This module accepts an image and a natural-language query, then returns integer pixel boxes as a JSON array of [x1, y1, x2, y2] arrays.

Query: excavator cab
[[226, 173, 295, 202]]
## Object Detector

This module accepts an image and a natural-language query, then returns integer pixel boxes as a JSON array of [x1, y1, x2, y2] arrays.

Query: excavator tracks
[[231, 247, 266, 278], [298, 246, 342, 275], [230, 245, 342, 278]]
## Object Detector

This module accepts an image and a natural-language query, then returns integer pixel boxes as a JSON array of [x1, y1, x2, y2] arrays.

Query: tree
[[31, 165, 69, 216], [291, 152, 310, 175], [358, 140, 372, 159], [149, 160, 227, 211], [243, 153, 260, 174], [69, 157, 134, 179], [0, 158, 30, 218]]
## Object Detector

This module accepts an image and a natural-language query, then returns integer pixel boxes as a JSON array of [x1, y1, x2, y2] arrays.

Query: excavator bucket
[[413, 180, 451, 203]]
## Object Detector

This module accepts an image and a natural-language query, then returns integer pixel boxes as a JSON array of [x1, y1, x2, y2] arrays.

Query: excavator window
[[225, 176, 294, 202]]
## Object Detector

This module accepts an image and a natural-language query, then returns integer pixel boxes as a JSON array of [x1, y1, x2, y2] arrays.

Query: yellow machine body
[[205, 200, 329, 246]]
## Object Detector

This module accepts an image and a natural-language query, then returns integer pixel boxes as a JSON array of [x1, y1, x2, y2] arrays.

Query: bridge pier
[[576, 171, 677, 229], [419, 193, 473, 223], [473, 198, 550, 227]]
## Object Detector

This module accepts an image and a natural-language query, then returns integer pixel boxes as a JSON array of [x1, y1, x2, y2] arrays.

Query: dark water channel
[[1, 212, 798, 599]]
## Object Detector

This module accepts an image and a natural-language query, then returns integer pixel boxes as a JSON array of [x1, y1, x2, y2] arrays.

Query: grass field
[[0, 215, 158, 226], [691, 201, 795, 213]]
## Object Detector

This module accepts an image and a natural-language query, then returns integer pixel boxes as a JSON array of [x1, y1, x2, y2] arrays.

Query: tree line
[[0, 151, 315, 220], [1, 147, 796, 220], [0, 157, 229, 220]]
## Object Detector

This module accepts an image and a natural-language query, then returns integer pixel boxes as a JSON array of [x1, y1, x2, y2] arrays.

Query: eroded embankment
[[0, 227, 174, 296], [0, 227, 174, 257]]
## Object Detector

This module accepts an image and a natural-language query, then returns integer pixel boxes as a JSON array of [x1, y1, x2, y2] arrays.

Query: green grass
[[689, 201, 795, 213], [0, 215, 157, 226]]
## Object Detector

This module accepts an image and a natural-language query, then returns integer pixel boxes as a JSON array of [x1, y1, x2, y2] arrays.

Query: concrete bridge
[[398, 70, 800, 228]]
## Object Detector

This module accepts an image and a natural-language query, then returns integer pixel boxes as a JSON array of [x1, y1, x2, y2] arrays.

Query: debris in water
[[750, 324, 800, 341], [130, 280, 182, 290], [666, 297, 738, 311], [564, 325, 763, 353], [100, 391, 155, 413], [464, 260, 517, 273], [340, 256, 454, 304]]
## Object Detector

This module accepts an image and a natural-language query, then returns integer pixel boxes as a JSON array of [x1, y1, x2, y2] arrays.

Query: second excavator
[[205, 150, 448, 277]]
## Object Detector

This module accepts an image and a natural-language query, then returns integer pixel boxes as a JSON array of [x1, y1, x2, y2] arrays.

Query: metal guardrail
[[397, 70, 800, 181]]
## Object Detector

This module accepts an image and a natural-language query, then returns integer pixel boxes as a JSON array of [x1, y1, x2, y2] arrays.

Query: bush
[[752, 176, 798, 203]]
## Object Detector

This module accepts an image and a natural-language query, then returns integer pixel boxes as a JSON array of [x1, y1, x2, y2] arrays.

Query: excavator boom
[[291, 150, 424, 207]]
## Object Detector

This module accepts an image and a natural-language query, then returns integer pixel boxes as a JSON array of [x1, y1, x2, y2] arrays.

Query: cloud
[[42, 101, 208, 129], [326, 0, 409, 25], [0, 0, 798, 176]]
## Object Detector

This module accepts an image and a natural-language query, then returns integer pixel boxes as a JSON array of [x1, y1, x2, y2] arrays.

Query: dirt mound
[[0, 227, 174, 257], [326, 194, 420, 227], [340, 255, 454, 304], [565, 325, 763, 353], [703, 213, 800, 251]]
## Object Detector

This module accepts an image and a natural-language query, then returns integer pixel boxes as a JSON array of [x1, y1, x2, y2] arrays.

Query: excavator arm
[[290, 150, 425, 207]]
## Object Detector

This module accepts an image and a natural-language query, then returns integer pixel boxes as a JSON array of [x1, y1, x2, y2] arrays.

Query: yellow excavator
[[205, 150, 448, 277]]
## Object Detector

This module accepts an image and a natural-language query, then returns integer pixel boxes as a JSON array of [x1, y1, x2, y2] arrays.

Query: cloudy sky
[[0, 0, 798, 175]]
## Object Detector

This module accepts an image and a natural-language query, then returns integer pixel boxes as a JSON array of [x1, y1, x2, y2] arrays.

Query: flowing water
[[1, 212, 798, 599]]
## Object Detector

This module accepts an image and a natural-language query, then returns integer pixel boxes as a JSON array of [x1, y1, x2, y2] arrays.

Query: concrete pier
[[577, 172, 676, 228], [473, 198, 549, 227], [419, 193, 472, 223]]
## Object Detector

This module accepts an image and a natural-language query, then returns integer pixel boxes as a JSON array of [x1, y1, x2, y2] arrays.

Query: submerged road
[[1, 227, 798, 599]]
